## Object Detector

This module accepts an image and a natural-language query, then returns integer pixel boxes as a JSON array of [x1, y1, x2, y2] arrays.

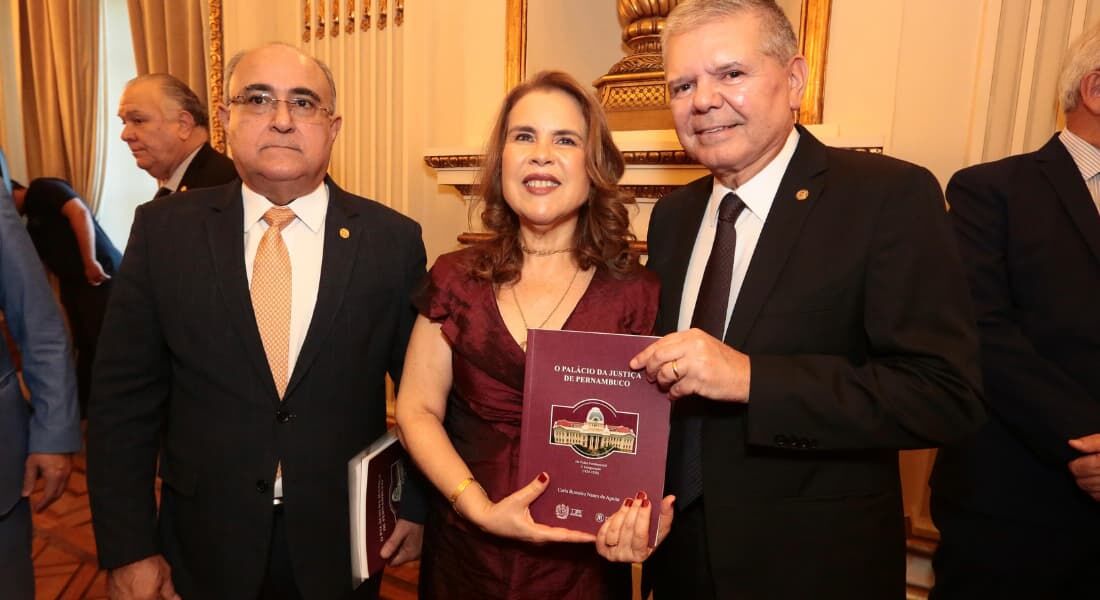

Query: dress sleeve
[[412, 252, 466, 344], [623, 268, 660, 336]]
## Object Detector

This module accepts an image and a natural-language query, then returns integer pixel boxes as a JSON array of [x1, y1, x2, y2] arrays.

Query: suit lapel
[[285, 180, 363, 398], [179, 143, 213, 192], [204, 183, 280, 401], [1037, 135, 1100, 265], [724, 126, 828, 347], [656, 177, 712, 335]]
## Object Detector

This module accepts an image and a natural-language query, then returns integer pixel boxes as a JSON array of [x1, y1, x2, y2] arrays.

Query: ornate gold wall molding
[[505, 0, 527, 91], [208, 0, 225, 153], [798, 0, 831, 125]]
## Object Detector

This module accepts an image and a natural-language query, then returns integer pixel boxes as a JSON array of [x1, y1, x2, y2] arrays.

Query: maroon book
[[348, 430, 406, 585], [518, 328, 670, 546]]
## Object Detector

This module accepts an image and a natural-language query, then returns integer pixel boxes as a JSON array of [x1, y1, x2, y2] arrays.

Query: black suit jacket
[[176, 142, 238, 193], [645, 127, 984, 599], [87, 179, 426, 599], [931, 135, 1100, 527]]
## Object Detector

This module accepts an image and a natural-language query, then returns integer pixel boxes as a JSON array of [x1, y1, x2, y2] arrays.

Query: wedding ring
[[671, 360, 681, 379]]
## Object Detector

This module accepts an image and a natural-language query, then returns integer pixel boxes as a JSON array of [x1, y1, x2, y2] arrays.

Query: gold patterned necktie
[[251, 206, 296, 399]]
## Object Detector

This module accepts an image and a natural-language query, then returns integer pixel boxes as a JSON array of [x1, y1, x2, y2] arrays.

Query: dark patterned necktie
[[670, 192, 746, 508]]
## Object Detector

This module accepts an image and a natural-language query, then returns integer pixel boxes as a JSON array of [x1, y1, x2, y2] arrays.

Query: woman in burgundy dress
[[395, 71, 674, 599]]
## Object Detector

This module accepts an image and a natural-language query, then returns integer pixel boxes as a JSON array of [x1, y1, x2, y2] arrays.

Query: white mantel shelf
[[425, 126, 884, 249], [425, 125, 884, 201]]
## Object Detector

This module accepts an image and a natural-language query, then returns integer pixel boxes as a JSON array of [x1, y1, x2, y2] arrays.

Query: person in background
[[396, 70, 674, 600], [118, 73, 237, 200], [88, 43, 425, 600], [631, 1, 984, 597], [11, 178, 121, 415], [930, 21, 1100, 599], [0, 156, 81, 600]]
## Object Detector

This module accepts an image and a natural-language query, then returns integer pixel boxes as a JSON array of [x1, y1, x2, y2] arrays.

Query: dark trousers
[[260, 505, 382, 600], [931, 498, 1100, 599], [59, 279, 111, 416], [261, 505, 303, 600], [0, 498, 34, 600], [645, 499, 716, 600]]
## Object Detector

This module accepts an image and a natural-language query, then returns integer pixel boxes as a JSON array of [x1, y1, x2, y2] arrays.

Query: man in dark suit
[[11, 178, 122, 415], [0, 156, 81, 600], [88, 43, 425, 599], [118, 73, 237, 199], [929, 23, 1100, 598], [630, 1, 985, 598]]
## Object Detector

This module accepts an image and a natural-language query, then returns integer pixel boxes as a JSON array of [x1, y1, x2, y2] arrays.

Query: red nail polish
[[642, 498, 651, 508], [636, 491, 646, 500], [625, 498, 633, 507], [537, 472, 548, 483]]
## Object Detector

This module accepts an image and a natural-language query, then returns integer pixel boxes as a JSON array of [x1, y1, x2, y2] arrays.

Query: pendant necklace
[[512, 267, 581, 350]]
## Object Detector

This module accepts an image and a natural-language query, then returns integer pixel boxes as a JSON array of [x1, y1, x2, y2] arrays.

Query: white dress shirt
[[158, 144, 203, 192], [1059, 128, 1100, 214], [678, 128, 801, 334], [242, 181, 328, 499]]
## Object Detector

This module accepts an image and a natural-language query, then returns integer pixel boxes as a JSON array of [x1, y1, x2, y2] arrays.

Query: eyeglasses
[[227, 92, 334, 121]]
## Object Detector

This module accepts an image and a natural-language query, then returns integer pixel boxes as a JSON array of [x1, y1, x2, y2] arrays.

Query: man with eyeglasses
[[119, 73, 237, 200], [88, 43, 427, 600]]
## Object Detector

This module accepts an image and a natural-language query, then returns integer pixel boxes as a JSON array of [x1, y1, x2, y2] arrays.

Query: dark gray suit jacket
[[88, 179, 426, 599], [175, 142, 238, 193], [0, 180, 80, 517], [932, 134, 1100, 528], [645, 127, 984, 599]]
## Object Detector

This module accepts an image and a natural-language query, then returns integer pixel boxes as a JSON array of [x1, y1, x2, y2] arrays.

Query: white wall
[[400, 0, 508, 262], [824, 0, 987, 187], [526, 0, 624, 90], [96, 0, 157, 249]]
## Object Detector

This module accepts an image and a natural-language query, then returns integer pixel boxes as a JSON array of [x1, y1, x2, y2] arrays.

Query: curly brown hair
[[468, 70, 637, 284]]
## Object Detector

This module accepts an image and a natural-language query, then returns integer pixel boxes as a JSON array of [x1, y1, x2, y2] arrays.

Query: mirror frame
[[505, 0, 832, 124]]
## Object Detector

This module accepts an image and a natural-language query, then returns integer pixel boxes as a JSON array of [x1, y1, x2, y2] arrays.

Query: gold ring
[[671, 360, 681, 379]]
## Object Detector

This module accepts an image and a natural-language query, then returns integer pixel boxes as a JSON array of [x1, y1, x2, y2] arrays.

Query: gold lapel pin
[[339, 227, 350, 239], [795, 189, 810, 201], [179, 185, 188, 193]]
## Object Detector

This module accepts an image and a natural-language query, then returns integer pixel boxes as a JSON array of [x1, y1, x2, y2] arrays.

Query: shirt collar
[[242, 181, 328, 233], [706, 127, 801, 224], [1059, 128, 1100, 180], [159, 144, 204, 192]]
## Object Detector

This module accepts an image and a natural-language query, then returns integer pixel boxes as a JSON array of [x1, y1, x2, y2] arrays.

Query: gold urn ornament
[[594, 0, 682, 130]]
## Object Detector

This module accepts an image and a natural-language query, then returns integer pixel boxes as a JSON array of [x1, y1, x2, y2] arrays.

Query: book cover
[[518, 328, 670, 546], [348, 429, 406, 585]]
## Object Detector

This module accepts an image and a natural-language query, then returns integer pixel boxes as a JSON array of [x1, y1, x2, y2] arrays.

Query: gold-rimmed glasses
[[227, 91, 334, 122]]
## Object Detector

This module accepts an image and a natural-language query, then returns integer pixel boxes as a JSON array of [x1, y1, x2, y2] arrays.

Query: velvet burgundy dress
[[413, 247, 659, 600]]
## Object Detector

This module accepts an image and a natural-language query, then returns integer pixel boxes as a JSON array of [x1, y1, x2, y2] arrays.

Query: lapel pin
[[339, 227, 350, 239], [179, 185, 188, 193], [795, 189, 810, 201]]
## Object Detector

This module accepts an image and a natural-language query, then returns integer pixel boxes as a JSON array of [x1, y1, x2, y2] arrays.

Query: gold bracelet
[[449, 476, 476, 505]]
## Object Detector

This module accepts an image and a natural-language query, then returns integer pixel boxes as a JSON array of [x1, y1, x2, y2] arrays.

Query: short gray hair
[[225, 43, 338, 112], [662, 0, 799, 63], [1060, 22, 1100, 113], [126, 73, 209, 128]]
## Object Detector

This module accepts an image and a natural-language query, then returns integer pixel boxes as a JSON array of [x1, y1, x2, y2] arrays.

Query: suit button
[[809, 439, 819, 449], [774, 435, 788, 447], [256, 480, 268, 493], [276, 409, 293, 423]]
